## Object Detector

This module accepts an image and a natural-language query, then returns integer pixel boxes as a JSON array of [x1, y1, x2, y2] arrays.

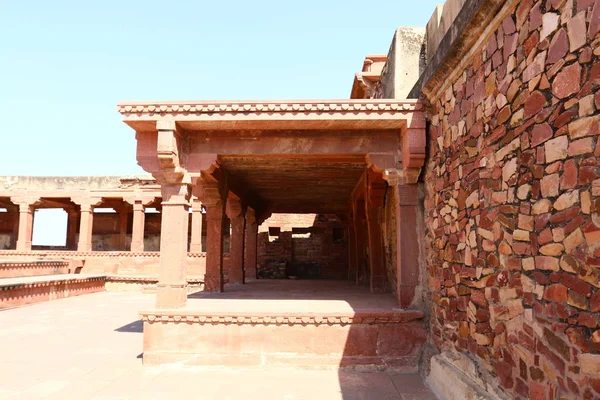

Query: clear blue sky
[[1, 0, 440, 177]]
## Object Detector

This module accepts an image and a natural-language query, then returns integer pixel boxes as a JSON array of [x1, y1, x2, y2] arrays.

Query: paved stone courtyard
[[0, 292, 437, 399]]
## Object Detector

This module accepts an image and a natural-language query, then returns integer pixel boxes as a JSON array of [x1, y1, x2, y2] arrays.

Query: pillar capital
[[225, 196, 244, 220], [10, 197, 40, 209], [245, 207, 256, 224], [123, 195, 156, 207], [161, 183, 191, 207], [156, 120, 187, 183], [71, 197, 102, 211]]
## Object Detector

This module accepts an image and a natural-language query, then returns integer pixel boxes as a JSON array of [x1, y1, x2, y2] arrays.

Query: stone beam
[[118, 100, 423, 132]]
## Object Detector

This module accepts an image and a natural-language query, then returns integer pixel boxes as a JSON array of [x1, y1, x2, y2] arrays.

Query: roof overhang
[[117, 99, 422, 132]]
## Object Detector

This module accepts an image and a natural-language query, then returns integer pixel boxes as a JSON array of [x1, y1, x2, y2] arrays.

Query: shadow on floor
[[114, 319, 143, 333]]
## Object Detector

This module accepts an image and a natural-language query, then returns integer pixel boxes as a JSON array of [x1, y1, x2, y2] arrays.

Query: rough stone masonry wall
[[424, 0, 600, 398]]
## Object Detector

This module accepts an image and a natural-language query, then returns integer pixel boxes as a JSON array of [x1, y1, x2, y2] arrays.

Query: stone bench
[[0, 274, 106, 310], [0, 260, 74, 279]]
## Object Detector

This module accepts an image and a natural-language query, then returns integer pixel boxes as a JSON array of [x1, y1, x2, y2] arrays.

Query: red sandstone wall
[[424, 1, 600, 398], [0, 212, 16, 249], [257, 214, 348, 279]]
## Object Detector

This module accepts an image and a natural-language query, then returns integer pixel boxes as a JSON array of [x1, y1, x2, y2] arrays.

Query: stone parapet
[[0, 274, 106, 309]]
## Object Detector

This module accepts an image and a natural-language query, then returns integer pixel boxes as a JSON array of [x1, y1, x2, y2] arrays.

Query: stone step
[[0, 260, 75, 279], [0, 274, 106, 310]]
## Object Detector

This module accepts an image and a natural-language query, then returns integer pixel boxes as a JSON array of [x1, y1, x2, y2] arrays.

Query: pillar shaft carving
[[156, 183, 191, 309], [391, 182, 420, 309], [11, 197, 39, 251], [189, 199, 204, 253], [226, 197, 246, 284], [365, 177, 388, 294], [352, 199, 367, 286], [131, 202, 146, 253], [199, 181, 227, 293], [244, 208, 258, 281]]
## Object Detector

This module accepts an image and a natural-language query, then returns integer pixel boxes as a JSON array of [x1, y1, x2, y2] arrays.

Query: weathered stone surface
[[566, 12, 587, 52], [552, 62, 581, 99], [421, 0, 600, 397], [531, 123, 553, 147], [536, 256, 560, 271], [568, 115, 600, 138], [541, 174, 560, 197], [554, 190, 579, 210], [547, 28, 569, 64], [545, 136, 569, 162]]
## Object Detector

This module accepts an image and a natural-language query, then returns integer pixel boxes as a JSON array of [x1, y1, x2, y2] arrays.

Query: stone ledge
[[0, 274, 106, 290], [0, 251, 207, 258], [107, 275, 203, 284], [140, 309, 424, 326], [0, 260, 70, 266], [118, 99, 423, 116]]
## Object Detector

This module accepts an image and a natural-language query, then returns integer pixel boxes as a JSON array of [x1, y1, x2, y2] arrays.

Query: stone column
[[77, 203, 95, 252], [119, 207, 129, 251], [189, 198, 204, 253], [66, 209, 78, 250], [156, 183, 190, 309], [14, 201, 35, 251], [352, 199, 367, 286], [347, 212, 357, 282], [131, 201, 145, 253], [244, 208, 258, 281], [203, 184, 226, 292], [365, 182, 388, 293], [393, 183, 420, 309], [226, 197, 245, 284]]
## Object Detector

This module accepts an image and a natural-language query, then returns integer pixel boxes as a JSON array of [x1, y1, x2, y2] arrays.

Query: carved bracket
[[156, 120, 187, 184]]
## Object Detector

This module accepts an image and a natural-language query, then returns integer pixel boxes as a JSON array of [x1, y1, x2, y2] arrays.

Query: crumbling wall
[[422, 0, 600, 398]]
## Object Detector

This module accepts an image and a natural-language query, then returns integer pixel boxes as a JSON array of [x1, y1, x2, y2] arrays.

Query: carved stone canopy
[[119, 99, 426, 215]]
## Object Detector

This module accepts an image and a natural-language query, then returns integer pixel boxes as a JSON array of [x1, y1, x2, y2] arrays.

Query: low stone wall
[[140, 309, 425, 370], [0, 260, 72, 278], [0, 250, 207, 277], [0, 275, 106, 309]]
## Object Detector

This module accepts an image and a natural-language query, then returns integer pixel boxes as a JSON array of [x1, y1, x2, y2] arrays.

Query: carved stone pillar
[[66, 209, 78, 250], [77, 203, 95, 252], [244, 208, 258, 281], [365, 178, 388, 293], [11, 199, 36, 251], [119, 207, 129, 251], [226, 197, 245, 284], [203, 184, 226, 292], [131, 201, 145, 253], [352, 199, 367, 286], [156, 183, 190, 309], [392, 183, 420, 309], [347, 211, 357, 282], [190, 198, 204, 253]]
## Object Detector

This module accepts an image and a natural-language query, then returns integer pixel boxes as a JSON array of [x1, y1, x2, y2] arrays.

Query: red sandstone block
[[544, 284, 568, 302], [579, 312, 599, 328]]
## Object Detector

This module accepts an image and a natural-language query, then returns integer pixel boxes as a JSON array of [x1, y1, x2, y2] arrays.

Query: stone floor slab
[[0, 291, 438, 399]]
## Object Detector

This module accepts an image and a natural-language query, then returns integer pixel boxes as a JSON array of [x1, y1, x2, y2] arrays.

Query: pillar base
[[189, 244, 202, 253], [370, 275, 389, 293], [228, 270, 244, 285], [156, 283, 187, 308], [204, 274, 223, 292]]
